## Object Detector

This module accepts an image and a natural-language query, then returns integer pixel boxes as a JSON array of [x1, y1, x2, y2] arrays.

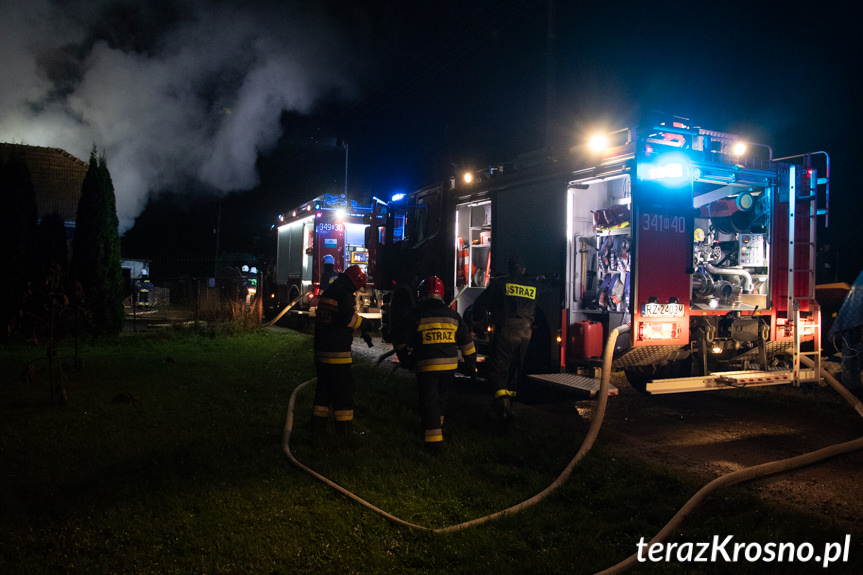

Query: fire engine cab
[[367, 114, 829, 395]]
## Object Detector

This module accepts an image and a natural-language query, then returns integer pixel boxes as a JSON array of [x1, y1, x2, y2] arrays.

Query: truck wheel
[[288, 285, 300, 302], [625, 357, 692, 394], [624, 365, 653, 394]]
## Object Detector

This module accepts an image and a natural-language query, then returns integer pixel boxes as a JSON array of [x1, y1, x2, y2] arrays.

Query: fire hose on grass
[[281, 325, 625, 533], [281, 327, 863, 570]]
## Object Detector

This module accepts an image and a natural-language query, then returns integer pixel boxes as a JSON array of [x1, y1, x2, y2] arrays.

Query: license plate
[[641, 303, 685, 318]]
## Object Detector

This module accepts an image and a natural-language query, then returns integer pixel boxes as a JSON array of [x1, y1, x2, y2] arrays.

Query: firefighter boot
[[334, 420, 354, 445], [424, 420, 444, 454], [310, 415, 328, 444], [494, 396, 515, 431]]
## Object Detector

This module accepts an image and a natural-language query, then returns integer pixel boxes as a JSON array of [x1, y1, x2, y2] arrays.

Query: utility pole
[[545, 0, 556, 150], [344, 141, 349, 196], [214, 200, 221, 280]]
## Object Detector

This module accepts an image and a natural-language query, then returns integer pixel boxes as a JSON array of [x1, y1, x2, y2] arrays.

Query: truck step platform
[[646, 369, 818, 394], [528, 373, 618, 398]]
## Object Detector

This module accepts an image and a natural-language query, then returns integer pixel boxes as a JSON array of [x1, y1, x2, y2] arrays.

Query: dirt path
[[573, 375, 863, 529]]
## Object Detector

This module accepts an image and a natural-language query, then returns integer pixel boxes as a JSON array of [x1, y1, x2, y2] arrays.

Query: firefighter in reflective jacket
[[474, 256, 535, 426], [320, 254, 338, 287], [394, 276, 476, 452], [311, 265, 373, 442], [137, 273, 152, 307]]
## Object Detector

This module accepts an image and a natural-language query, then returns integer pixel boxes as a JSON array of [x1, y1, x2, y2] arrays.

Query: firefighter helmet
[[507, 255, 525, 276], [418, 276, 445, 301], [323, 254, 335, 265], [344, 265, 367, 290]]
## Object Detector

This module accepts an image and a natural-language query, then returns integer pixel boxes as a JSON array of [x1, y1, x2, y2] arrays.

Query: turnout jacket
[[395, 300, 476, 372], [476, 273, 536, 326], [314, 275, 367, 364]]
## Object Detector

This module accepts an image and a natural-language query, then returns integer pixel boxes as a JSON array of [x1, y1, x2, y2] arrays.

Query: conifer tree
[[72, 148, 124, 335], [37, 212, 69, 272], [0, 153, 39, 341]]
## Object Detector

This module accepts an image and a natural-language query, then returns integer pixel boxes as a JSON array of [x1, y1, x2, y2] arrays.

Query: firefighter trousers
[[312, 362, 355, 435], [488, 321, 532, 399], [416, 370, 453, 446]]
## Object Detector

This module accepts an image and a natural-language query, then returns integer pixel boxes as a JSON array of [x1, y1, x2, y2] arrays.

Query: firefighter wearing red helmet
[[311, 264, 373, 443], [393, 276, 476, 453], [474, 255, 535, 428]]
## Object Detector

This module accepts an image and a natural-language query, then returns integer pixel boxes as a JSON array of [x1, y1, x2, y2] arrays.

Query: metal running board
[[646, 369, 817, 394], [529, 373, 618, 398]]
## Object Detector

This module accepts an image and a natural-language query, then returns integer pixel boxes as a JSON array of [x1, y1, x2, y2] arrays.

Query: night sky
[[1, 0, 860, 279]]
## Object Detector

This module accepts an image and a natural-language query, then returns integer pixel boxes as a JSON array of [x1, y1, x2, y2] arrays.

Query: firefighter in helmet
[[320, 254, 338, 287], [137, 272, 152, 308], [474, 255, 535, 427], [394, 276, 476, 452], [311, 264, 374, 443]]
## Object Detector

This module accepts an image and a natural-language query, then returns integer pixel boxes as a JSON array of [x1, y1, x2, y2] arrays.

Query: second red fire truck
[[265, 192, 380, 322]]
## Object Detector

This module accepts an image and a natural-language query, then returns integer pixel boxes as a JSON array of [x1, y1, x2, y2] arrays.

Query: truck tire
[[624, 365, 653, 394], [625, 356, 692, 394]]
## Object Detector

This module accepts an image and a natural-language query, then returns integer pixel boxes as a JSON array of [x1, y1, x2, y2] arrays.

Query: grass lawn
[[1, 328, 860, 574]]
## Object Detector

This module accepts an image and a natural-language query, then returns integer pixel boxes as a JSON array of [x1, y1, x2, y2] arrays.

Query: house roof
[[0, 143, 88, 223]]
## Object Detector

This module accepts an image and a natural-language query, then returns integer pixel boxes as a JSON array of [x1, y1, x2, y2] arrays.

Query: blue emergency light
[[638, 151, 690, 188]]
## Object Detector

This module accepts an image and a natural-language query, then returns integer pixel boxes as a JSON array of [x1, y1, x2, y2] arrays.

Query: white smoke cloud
[[0, 0, 362, 231]]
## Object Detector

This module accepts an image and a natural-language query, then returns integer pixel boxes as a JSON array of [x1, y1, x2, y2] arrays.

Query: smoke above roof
[[0, 0, 364, 231]]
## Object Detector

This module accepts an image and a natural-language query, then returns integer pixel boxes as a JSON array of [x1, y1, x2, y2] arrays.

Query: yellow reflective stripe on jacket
[[415, 358, 458, 372], [505, 283, 536, 299], [315, 350, 353, 364], [460, 341, 476, 356], [348, 312, 363, 329], [417, 318, 458, 329], [334, 409, 354, 422], [494, 388, 517, 398], [319, 296, 362, 329]]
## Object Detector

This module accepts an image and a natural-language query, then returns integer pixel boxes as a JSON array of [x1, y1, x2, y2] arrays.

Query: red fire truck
[[265, 193, 380, 321], [366, 114, 830, 395]]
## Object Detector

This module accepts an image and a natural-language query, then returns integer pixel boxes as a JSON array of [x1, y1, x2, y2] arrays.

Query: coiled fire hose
[[282, 329, 863, 570]]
